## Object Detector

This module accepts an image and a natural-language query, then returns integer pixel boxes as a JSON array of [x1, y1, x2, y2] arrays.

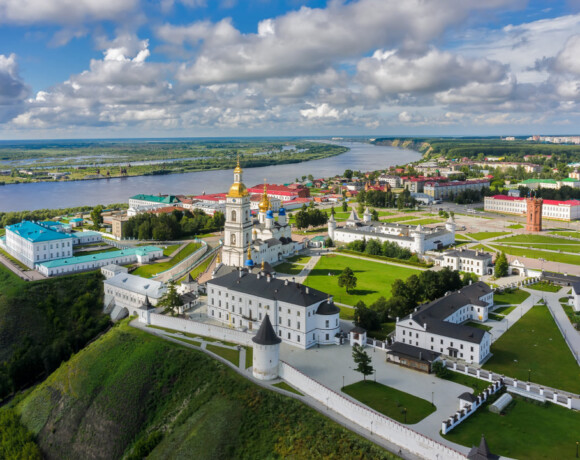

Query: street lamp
[[576, 441, 579, 458], [528, 369, 531, 382], [403, 407, 407, 424], [370, 420, 373, 435], [432, 391, 434, 407]]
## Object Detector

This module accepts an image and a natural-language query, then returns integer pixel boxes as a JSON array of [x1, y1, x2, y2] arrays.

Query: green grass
[[485, 243, 580, 265], [275, 262, 303, 276], [436, 371, 485, 396], [466, 231, 511, 241], [338, 305, 356, 320], [465, 322, 492, 332], [131, 242, 202, 278], [561, 303, 580, 325], [304, 254, 421, 306], [244, 346, 253, 369], [12, 320, 396, 460], [488, 313, 504, 321], [443, 396, 580, 460], [367, 321, 396, 340], [501, 243, 580, 252], [484, 305, 580, 393], [206, 344, 240, 366], [162, 244, 181, 256], [401, 218, 442, 226], [499, 234, 580, 244], [342, 381, 436, 424], [494, 289, 530, 306], [492, 306, 517, 315], [454, 234, 471, 241], [507, 223, 524, 229], [528, 281, 561, 292], [549, 231, 580, 238], [285, 255, 311, 264], [273, 382, 304, 396], [178, 253, 215, 283], [147, 325, 236, 346]]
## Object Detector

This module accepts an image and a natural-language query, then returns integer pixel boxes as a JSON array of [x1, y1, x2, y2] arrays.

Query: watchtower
[[526, 197, 543, 232]]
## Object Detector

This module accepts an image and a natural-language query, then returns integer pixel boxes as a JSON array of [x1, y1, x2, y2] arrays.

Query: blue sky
[[1, 0, 580, 139]]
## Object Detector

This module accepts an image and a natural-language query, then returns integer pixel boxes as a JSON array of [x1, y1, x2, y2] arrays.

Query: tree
[[158, 281, 183, 316], [344, 169, 353, 180], [342, 200, 348, 212], [338, 267, 357, 293], [324, 237, 334, 247], [352, 344, 374, 381], [90, 205, 103, 230], [494, 252, 509, 278], [354, 300, 380, 331]]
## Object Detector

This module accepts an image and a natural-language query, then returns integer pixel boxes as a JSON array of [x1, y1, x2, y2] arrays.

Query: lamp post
[[432, 391, 434, 407], [528, 369, 531, 382], [576, 441, 579, 458], [342, 375, 345, 390], [370, 420, 373, 435], [326, 396, 329, 410], [403, 407, 407, 424]]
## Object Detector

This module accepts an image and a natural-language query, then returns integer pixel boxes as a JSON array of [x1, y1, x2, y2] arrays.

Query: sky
[[1, 0, 580, 139]]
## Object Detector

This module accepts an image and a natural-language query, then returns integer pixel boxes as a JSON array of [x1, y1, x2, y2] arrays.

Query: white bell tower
[[222, 157, 253, 267]]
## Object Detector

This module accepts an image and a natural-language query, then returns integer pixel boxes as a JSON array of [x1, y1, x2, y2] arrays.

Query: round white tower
[[328, 212, 337, 241], [411, 224, 425, 254], [252, 314, 281, 380], [278, 207, 287, 226], [445, 214, 456, 233], [363, 207, 372, 223]]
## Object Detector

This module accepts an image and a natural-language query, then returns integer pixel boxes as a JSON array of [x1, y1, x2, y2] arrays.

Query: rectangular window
[[287, 332, 291, 339], [430, 337, 433, 342], [297, 335, 300, 342], [460, 344, 463, 349], [471, 346, 474, 352], [416, 333, 418, 338], [287, 319, 291, 327], [297, 321, 300, 330], [287, 308, 290, 314], [325, 320, 329, 328], [297, 311, 300, 316], [325, 334, 329, 340]]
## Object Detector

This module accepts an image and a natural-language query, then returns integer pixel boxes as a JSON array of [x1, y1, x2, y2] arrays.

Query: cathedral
[[220, 158, 300, 268]]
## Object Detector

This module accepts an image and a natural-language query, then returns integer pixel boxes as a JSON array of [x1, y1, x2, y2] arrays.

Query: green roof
[[130, 194, 180, 204], [562, 178, 579, 182], [39, 246, 161, 268], [520, 179, 557, 184]]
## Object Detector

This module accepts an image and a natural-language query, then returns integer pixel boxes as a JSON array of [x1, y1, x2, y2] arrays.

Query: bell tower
[[526, 197, 543, 232], [222, 157, 253, 267]]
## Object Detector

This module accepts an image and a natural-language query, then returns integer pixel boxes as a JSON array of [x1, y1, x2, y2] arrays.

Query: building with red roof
[[484, 195, 580, 221]]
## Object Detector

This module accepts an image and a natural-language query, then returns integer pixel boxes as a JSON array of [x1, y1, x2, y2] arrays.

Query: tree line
[[123, 209, 225, 240], [292, 203, 329, 229], [353, 268, 476, 331], [356, 188, 417, 209], [346, 238, 416, 261]]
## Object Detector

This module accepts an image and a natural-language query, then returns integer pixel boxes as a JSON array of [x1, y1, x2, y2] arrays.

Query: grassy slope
[[484, 306, 580, 393], [304, 255, 420, 306], [15, 322, 397, 460], [131, 242, 202, 278]]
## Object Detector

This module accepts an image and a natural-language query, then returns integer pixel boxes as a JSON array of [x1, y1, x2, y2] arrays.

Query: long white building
[[104, 271, 167, 319], [436, 248, 493, 276], [329, 209, 455, 254], [484, 195, 580, 221], [207, 265, 341, 349], [394, 282, 494, 364]]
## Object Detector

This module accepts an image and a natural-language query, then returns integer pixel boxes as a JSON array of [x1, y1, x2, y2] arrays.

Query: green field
[[437, 371, 486, 396], [342, 381, 435, 424], [527, 281, 562, 292], [443, 397, 580, 460], [549, 231, 580, 238], [8, 321, 397, 460], [465, 321, 492, 332], [401, 218, 442, 226], [303, 255, 421, 306], [275, 262, 303, 276], [131, 242, 202, 278], [500, 242, 580, 253], [493, 305, 517, 315], [484, 305, 580, 393], [506, 223, 524, 229], [206, 344, 240, 366], [494, 289, 530, 306], [181, 254, 214, 282], [467, 231, 511, 241], [273, 381, 304, 396], [162, 244, 181, 256], [338, 305, 356, 320], [286, 254, 311, 264], [485, 244, 580, 265], [497, 234, 580, 245]]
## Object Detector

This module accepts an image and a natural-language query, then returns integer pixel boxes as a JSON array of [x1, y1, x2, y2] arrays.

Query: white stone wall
[[278, 361, 466, 460]]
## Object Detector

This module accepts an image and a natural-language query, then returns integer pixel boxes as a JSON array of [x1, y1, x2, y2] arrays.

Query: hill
[[0, 265, 110, 399], [8, 321, 397, 459]]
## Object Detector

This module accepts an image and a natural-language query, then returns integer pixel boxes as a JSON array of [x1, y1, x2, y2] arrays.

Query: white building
[[330, 209, 455, 254], [207, 265, 341, 349], [424, 179, 490, 201], [484, 195, 580, 221], [378, 174, 402, 188], [571, 282, 580, 312], [1, 220, 102, 269], [436, 248, 493, 276], [104, 272, 167, 320], [394, 282, 494, 364]]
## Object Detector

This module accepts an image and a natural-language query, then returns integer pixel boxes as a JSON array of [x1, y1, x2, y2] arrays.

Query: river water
[[0, 142, 420, 212]]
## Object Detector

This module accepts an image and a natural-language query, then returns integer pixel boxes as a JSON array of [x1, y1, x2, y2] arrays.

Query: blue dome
[[278, 207, 286, 216], [245, 258, 254, 267], [266, 210, 274, 218]]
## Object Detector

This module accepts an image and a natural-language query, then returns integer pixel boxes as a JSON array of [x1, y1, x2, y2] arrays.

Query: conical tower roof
[[252, 314, 281, 345]]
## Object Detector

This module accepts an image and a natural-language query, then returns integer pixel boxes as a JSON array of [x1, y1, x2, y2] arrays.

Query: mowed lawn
[[443, 397, 580, 460], [466, 231, 511, 240], [496, 234, 580, 245], [303, 255, 421, 306], [484, 305, 580, 394], [132, 242, 202, 278], [342, 381, 435, 424], [494, 289, 530, 306], [486, 243, 580, 265]]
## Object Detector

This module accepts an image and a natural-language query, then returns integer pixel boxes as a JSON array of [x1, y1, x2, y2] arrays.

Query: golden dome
[[258, 184, 270, 212], [233, 155, 242, 174], [228, 182, 248, 198]]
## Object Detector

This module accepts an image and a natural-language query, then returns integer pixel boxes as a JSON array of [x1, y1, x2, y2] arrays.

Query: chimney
[[469, 279, 473, 285], [238, 270, 242, 279], [419, 352, 423, 361], [424, 323, 427, 329], [396, 317, 399, 323], [305, 287, 309, 294], [267, 274, 271, 283]]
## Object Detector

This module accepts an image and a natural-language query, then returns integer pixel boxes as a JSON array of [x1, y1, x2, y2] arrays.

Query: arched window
[[231, 210, 236, 222], [231, 234, 236, 245]]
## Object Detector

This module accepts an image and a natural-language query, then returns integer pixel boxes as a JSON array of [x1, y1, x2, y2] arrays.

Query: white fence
[[278, 361, 466, 460], [147, 312, 255, 346], [152, 241, 208, 282], [441, 380, 503, 434]]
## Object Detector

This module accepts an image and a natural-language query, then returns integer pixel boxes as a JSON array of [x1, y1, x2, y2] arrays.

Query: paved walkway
[[0, 251, 45, 281], [485, 288, 539, 343], [541, 287, 580, 365]]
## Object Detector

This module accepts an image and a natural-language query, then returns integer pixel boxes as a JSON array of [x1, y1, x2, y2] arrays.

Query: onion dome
[[245, 246, 254, 267], [278, 207, 286, 216], [258, 183, 270, 213], [228, 156, 248, 198], [266, 209, 274, 219]]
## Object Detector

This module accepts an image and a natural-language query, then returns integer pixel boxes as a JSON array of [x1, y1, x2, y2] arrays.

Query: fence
[[441, 380, 503, 434], [152, 241, 208, 282], [444, 361, 576, 410], [278, 361, 466, 460]]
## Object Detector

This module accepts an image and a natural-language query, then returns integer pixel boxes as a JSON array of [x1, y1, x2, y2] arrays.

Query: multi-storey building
[[484, 195, 580, 221], [424, 179, 490, 200], [394, 282, 494, 364], [207, 265, 340, 349], [436, 248, 493, 276]]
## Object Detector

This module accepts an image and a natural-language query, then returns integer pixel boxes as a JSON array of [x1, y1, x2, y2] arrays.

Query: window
[[313, 334, 315, 340], [297, 321, 301, 329], [440, 339, 443, 344], [471, 356, 474, 361], [279, 317, 282, 324], [325, 320, 329, 328], [416, 333, 418, 338], [297, 335, 300, 342], [470, 346, 474, 352], [325, 334, 329, 340], [430, 346, 433, 350], [403, 330, 406, 336], [231, 210, 236, 222], [259, 313, 262, 320], [287, 308, 290, 314], [430, 337, 433, 342], [279, 330, 282, 336], [402, 338, 405, 343], [297, 311, 300, 317], [460, 344, 463, 349], [287, 332, 291, 339], [249, 300, 252, 305], [230, 234, 236, 245], [287, 319, 291, 327]]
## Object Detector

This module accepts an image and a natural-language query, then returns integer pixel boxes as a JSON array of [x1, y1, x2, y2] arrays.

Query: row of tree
[[293, 204, 329, 229], [356, 189, 417, 209], [123, 209, 225, 240], [346, 238, 415, 261], [353, 268, 476, 331]]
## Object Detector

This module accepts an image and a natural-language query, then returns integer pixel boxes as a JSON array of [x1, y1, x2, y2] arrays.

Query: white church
[[207, 160, 341, 349], [329, 208, 456, 254]]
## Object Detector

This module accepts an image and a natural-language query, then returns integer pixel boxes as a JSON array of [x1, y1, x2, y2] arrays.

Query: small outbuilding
[[386, 342, 441, 373], [458, 392, 477, 410], [489, 392, 512, 414], [349, 327, 367, 347]]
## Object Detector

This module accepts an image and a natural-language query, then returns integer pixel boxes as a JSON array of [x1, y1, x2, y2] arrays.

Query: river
[[0, 142, 420, 212]]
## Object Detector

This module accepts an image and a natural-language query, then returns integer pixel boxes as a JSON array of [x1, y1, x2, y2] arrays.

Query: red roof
[[191, 193, 227, 202], [149, 206, 187, 214], [248, 184, 298, 196], [490, 195, 580, 206]]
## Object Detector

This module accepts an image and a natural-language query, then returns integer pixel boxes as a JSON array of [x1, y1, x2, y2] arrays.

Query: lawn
[[303, 255, 421, 306], [437, 371, 486, 396], [367, 321, 396, 340], [487, 313, 504, 321], [443, 396, 580, 460], [549, 231, 580, 238], [244, 346, 253, 369], [466, 231, 511, 241], [492, 306, 517, 315], [561, 303, 580, 326], [131, 242, 202, 278], [496, 234, 576, 245], [484, 305, 580, 393], [500, 242, 580, 253], [338, 305, 356, 320], [206, 344, 240, 366], [286, 255, 311, 264], [527, 281, 561, 292], [273, 381, 304, 396], [465, 322, 492, 332], [401, 218, 442, 226], [275, 262, 303, 276], [162, 244, 181, 257], [342, 381, 435, 424], [506, 223, 524, 229], [181, 254, 214, 281], [494, 289, 530, 306], [485, 244, 580, 265]]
